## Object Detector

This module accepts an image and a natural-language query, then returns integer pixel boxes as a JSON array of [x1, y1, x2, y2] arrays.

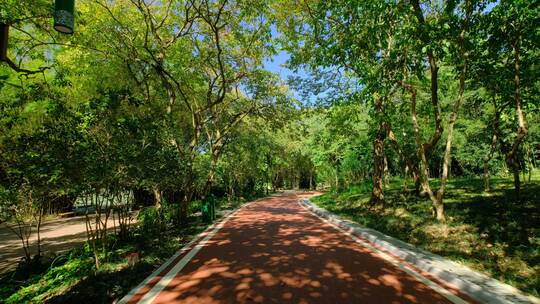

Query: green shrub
[[137, 206, 161, 234]]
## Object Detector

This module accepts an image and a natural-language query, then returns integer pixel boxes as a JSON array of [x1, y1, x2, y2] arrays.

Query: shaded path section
[[126, 194, 472, 304]]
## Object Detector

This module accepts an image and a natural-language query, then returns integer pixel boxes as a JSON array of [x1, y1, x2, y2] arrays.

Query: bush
[[137, 207, 161, 234]]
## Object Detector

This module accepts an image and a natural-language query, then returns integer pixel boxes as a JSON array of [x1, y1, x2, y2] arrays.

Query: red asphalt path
[[120, 194, 476, 304]]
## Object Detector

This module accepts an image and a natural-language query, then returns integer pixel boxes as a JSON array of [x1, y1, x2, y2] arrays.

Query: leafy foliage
[[0, 0, 538, 301]]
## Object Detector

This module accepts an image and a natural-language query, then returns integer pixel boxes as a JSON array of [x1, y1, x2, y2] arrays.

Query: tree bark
[[386, 127, 412, 192], [505, 38, 528, 201], [371, 97, 386, 205], [371, 132, 385, 204], [403, 164, 409, 191], [36, 204, 43, 259], [483, 135, 498, 191], [434, 15, 470, 220], [483, 98, 500, 191], [527, 144, 533, 182], [203, 146, 221, 197], [435, 60, 466, 221], [423, 54, 444, 154], [412, 164, 423, 196], [153, 187, 162, 210], [309, 169, 314, 190], [410, 0, 444, 201], [383, 155, 390, 189], [411, 0, 443, 156], [179, 190, 192, 226], [410, 86, 442, 220]]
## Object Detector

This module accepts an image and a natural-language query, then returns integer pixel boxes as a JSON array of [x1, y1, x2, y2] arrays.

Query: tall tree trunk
[[371, 132, 385, 204], [506, 38, 528, 201], [36, 204, 43, 260], [410, 87, 442, 220], [265, 154, 270, 195], [410, 0, 443, 200], [153, 187, 162, 210], [180, 192, 192, 226], [423, 55, 444, 154], [386, 127, 410, 192], [412, 164, 422, 196], [383, 155, 390, 189], [484, 97, 500, 191], [435, 55, 467, 221], [483, 136, 497, 192], [179, 164, 196, 226], [203, 146, 221, 197], [309, 169, 314, 190], [371, 97, 386, 205], [435, 14, 470, 220], [527, 144, 533, 182]]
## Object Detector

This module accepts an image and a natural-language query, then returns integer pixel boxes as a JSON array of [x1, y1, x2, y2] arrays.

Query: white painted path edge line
[[299, 201, 469, 304], [135, 204, 248, 304], [117, 211, 231, 304]]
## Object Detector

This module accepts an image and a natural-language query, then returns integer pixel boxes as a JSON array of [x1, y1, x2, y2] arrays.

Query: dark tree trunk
[[152, 187, 162, 209], [134, 189, 155, 207], [383, 155, 390, 189], [484, 98, 500, 192], [506, 38, 528, 202], [371, 98, 386, 205]]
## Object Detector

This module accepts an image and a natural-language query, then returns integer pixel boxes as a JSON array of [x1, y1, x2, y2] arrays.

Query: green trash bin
[[202, 199, 216, 223]]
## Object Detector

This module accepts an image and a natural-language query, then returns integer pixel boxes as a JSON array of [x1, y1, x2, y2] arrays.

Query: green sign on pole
[[54, 0, 75, 34]]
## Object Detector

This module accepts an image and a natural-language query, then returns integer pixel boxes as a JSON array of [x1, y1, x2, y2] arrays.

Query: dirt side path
[[126, 194, 474, 304], [0, 214, 134, 273]]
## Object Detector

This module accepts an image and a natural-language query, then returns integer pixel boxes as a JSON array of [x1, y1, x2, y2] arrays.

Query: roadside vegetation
[[312, 172, 540, 296], [1, 0, 305, 302], [0, 196, 255, 303], [277, 0, 539, 297], [0, 0, 538, 302]]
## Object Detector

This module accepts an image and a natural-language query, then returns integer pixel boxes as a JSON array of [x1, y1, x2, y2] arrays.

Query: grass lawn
[[311, 172, 540, 297], [0, 196, 254, 304]]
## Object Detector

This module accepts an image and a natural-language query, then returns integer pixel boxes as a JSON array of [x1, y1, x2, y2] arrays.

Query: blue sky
[[263, 50, 308, 101], [263, 51, 293, 80], [261, 24, 306, 100]]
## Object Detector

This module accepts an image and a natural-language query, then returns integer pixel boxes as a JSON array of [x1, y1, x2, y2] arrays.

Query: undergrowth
[[312, 173, 540, 297], [0, 195, 255, 304]]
